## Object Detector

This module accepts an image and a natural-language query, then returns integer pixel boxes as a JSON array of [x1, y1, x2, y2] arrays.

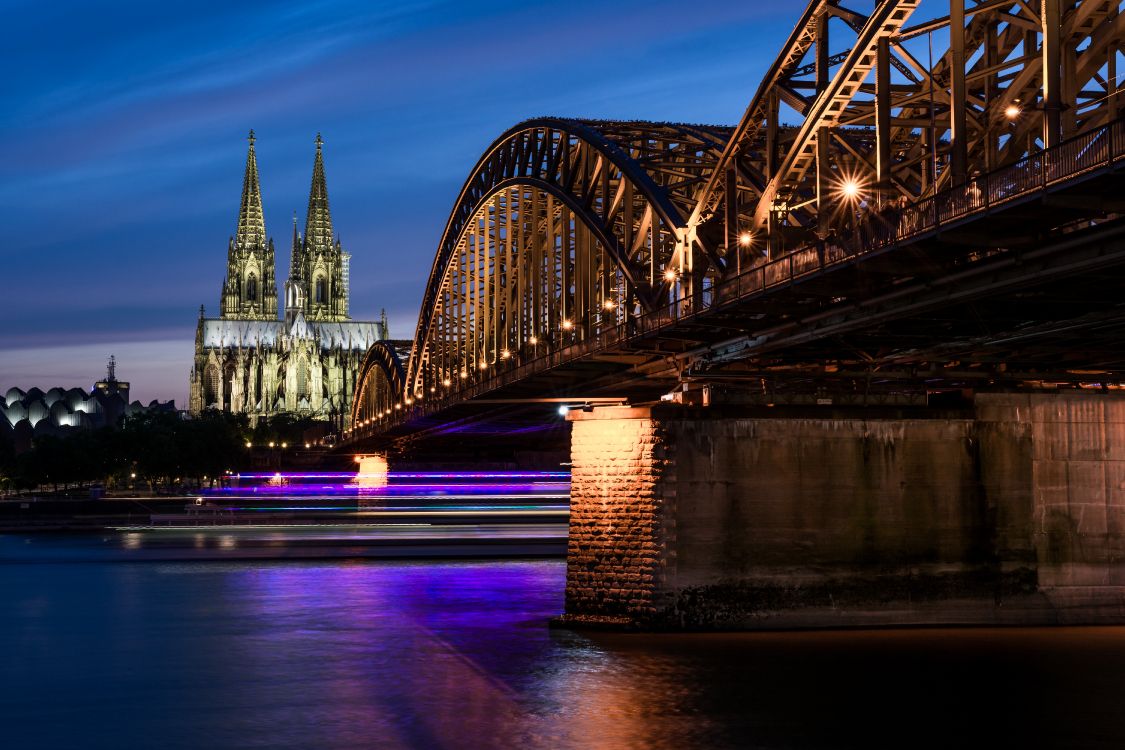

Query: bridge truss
[[350, 0, 1125, 435], [402, 118, 731, 403]]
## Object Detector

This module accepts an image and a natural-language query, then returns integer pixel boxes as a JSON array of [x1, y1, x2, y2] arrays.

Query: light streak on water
[[82, 468, 578, 558]]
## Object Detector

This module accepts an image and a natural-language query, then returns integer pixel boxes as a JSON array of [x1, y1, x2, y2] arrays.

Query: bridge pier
[[561, 393, 1125, 630]]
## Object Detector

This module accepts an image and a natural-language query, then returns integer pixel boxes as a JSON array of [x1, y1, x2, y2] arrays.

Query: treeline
[[0, 411, 328, 493]]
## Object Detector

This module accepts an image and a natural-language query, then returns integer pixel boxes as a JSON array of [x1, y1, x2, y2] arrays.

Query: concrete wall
[[563, 393, 1125, 630]]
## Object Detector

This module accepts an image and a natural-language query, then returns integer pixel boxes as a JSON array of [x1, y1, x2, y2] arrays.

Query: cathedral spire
[[222, 130, 278, 321], [236, 129, 266, 249], [289, 211, 301, 282], [304, 133, 333, 254]]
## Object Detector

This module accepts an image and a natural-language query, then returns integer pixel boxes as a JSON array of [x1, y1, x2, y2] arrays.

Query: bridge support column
[[560, 394, 1125, 630]]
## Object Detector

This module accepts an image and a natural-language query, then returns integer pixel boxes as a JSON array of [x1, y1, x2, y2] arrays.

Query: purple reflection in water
[[7, 551, 1125, 748]]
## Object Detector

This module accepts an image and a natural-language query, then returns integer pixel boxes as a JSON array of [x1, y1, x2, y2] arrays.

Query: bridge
[[347, 1, 1125, 630]]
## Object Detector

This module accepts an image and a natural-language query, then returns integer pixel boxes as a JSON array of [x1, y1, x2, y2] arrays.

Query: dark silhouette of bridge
[[344, 0, 1125, 447]]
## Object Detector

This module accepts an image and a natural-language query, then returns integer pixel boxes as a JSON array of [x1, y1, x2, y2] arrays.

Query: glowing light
[[442, 378, 452, 386], [394, 403, 401, 410], [839, 178, 862, 200], [1005, 104, 1021, 120], [603, 300, 616, 310], [245, 442, 252, 449], [500, 349, 511, 359], [738, 231, 753, 247], [304, 443, 310, 449], [558, 405, 569, 416], [130, 472, 136, 479], [405, 398, 413, 405], [268, 442, 275, 448], [281, 442, 288, 449], [479, 361, 489, 370], [663, 268, 678, 282], [561, 319, 574, 331], [460, 370, 469, 379], [528, 336, 539, 345]]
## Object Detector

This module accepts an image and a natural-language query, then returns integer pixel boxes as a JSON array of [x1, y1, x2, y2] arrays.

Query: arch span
[[404, 117, 731, 399], [350, 341, 407, 428]]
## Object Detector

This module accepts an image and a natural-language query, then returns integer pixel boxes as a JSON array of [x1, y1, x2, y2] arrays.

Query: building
[[1, 356, 176, 452], [189, 132, 386, 427]]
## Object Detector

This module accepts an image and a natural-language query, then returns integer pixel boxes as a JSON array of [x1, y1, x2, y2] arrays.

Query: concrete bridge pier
[[560, 393, 1125, 630]]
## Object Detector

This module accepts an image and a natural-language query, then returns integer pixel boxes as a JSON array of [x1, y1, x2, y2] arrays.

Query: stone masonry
[[561, 393, 1125, 630], [564, 408, 671, 624]]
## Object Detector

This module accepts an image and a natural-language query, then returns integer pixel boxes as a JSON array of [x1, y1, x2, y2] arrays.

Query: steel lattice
[[350, 1, 1125, 432]]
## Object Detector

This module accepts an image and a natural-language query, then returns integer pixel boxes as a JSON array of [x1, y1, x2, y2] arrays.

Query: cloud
[[1, 0, 799, 402]]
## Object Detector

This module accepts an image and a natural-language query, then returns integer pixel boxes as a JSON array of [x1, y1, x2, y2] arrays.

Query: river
[[4, 479, 1125, 748]]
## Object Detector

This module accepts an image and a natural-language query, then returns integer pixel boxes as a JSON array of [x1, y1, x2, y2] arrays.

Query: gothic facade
[[189, 132, 385, 426]]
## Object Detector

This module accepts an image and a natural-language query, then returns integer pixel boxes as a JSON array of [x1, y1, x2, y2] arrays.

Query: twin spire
[[304, 133, 334, 258], [234, 129, 335, 270], [227, 129, 349, 324], [235, 129, 266, 251]]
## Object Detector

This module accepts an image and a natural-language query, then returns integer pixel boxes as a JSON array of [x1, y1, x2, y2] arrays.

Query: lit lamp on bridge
[[837, 177, 863, 202]]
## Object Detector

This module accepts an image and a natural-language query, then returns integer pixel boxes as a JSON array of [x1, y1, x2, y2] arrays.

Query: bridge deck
[[348, 119, 1125, 447]]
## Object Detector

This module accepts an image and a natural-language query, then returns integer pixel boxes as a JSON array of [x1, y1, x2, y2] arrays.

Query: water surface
[[5, 545, 1125, 749]]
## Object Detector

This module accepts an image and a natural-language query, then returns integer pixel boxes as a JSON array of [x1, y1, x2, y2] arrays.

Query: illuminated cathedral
[[188, 131, 385, 426]]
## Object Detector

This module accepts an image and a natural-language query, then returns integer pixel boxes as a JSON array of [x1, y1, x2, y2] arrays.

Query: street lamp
[[838, 178, 862, 201]]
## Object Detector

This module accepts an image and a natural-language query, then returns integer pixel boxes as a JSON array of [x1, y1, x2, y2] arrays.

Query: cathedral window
[[204, 365, 220, 407], [246, 273, 258, 302], [297, 359, 309, 399], [315, 277, 327, 304]]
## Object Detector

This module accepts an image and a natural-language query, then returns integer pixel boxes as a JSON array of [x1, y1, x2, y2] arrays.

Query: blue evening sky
[[0, 0, 877, 404]]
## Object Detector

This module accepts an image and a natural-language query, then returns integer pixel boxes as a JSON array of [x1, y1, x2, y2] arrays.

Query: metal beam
[[1042, 0, 1062, 147], [875, 36, 892, 184], [949, 0, 968, 185]]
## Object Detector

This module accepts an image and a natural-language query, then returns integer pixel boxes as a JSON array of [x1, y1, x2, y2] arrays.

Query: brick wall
[[564, 408, 671, 623], [563, 395, 1125, 630]]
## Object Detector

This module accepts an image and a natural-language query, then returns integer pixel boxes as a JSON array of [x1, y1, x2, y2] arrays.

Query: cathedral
[[188, 131, 385, 427]]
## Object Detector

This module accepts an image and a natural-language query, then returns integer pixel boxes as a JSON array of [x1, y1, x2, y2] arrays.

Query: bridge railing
[[351, 119, 1125, 439], [714, 117, 1125, 307]]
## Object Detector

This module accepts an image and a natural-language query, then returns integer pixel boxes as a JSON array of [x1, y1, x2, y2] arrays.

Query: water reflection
[[3, 554, 1125, 748]]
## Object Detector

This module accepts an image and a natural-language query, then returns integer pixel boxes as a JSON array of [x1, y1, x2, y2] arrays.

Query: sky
[[0, 0, 808, 405]]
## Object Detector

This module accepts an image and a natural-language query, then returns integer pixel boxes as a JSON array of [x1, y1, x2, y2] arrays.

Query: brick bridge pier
[[560, 393, 1125, 630]]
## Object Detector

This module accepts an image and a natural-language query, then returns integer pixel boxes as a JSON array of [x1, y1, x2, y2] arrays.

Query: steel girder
[[692, 0, 1125, 262], [355, 1, 1125, 431], [402, 118, 730, 400], [350, 341, 406, 428]]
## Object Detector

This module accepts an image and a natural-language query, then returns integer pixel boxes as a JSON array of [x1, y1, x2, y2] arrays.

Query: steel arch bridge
[[350, 0, 1125, 437]]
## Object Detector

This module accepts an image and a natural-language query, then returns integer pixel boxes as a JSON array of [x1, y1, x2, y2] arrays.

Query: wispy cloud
[[0, 0, 797, 400]]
